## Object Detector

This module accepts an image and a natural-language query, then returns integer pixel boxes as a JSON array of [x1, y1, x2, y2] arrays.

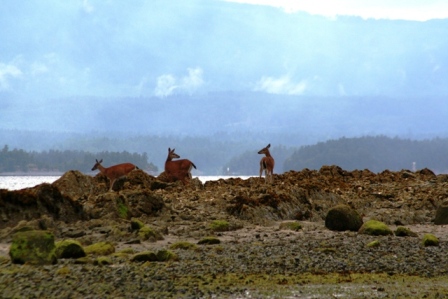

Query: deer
[[258, 143, 275, 183], [91, 159, 139, 191], [164, 148, 197, 185]]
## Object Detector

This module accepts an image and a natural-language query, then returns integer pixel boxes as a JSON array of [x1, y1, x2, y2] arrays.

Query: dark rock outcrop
[[325, 204, 363, 231]]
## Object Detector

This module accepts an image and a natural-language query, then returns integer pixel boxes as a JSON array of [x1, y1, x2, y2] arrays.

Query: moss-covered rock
[[198, 237, 221, 245], [138, 226, 164, 242], [325, 204, 363, 232], [209, 220, 230, 232], [84, 241, 115, 256], [358, 220, 393, 236], [367, 240, 380, 247], [9, 230, 57, 265], [94, 256, 112, 265], [279, 221, 302, 231], [130, 251, 158, 262], [156, 249, 178, 261], [169, 241, 198, 250], [422, 234, 439, 247], [394, 226, 418, 237], [130, 218, 145, 231], [55, 239, 86, 259]]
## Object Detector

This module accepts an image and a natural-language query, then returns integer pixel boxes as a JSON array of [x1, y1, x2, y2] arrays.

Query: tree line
[[2, 135, 448, 175], [0, 145, 157, 174], [283, 136, 448, 174]]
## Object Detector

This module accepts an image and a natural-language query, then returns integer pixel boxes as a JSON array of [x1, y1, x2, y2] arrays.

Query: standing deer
[[164, 148, 197, 185], [258, 143, 274, 183], [91, 159, 138, 191]]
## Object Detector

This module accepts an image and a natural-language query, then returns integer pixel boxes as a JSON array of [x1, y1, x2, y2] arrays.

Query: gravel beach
[[1, 166, 448, 298]]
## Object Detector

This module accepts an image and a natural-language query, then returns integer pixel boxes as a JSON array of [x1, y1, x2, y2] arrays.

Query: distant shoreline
[[0, 172, 66, 176]]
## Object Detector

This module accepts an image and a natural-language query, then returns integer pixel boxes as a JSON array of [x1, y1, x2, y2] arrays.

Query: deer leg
[[109, 179, 115, 191]]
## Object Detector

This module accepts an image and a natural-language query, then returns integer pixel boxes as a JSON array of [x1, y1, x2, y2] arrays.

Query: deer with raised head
[[258, 143, 274, 183], [164, 148, 197, 185], [91, 159, 139, 191]]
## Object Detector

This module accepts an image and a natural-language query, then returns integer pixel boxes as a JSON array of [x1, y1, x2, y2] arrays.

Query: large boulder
[[9, 230, 57, 265], [325, 204, 363, 231], [434, 204, 448, 225]]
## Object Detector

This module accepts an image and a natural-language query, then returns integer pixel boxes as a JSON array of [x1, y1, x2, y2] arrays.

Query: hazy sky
[[225, 0, 448, 21]]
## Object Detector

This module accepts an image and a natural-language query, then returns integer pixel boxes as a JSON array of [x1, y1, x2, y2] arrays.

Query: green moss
[[84, 241, 115, 256], [358, 220, 393, 236], [116, 198, 129, 219], [55, 239, 86, 259], [422, 234, 439, 247], [94, 256, 112, 265], [279, 221, 302, 231], [138, 226, 163, 241], [169, 241, 198, 250], [56, 266, 71, 275], [367, 240, 380, 247], [198, 237, 221, 245], [156, 249, 178, 261], [118, 248, 136, 254], [209, 220, 230, 232]]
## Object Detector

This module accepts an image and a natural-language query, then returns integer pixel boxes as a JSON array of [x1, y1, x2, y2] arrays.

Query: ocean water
[[0, 175, 252, 191]]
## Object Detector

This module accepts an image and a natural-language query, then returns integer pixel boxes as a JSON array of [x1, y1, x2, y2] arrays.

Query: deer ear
[[99, 159, 103, 163], [168, 148, 171, 152], [267, 144, 271, 148]]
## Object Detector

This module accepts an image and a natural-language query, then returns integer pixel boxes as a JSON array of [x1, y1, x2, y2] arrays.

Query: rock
[[84, 241, 115, 256], [358, 220, 393, 236], [279, 221, 302, 231], [52, 170, 95, 201], [198, 237, 221, 245], [156, 249, 178, 261], [138, 226, 164, 242], [130, 218, 145, 231], [394, 226, 418, 237], [325, 204, 363, 231], [422, 234, 439, 247], [130, 251, 158, 262], [55, 239, 86, 259], [0, 184, 86, 229], [94, 257, 112, 265], [434, 204, 448, 225], [9, 230, 57, 265]]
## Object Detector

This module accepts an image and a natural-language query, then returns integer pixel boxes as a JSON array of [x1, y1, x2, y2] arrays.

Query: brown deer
[[164, 148, 197, 184], [91, 159, 138, 191], [258, 144, 274, 183]]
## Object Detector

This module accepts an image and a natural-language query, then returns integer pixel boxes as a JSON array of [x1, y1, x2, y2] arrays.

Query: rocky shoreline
[[1, 166, 448, 298]]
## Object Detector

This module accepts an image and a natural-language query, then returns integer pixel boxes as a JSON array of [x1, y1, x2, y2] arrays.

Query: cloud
[[254, 75, 307, 95], [224, 0, 448, 21], [154, 67, 204, 97], [82, 0, 94, 14], [0, 63, 22, 90]]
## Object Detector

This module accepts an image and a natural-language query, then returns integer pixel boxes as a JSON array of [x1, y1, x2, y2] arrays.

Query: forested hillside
[[283, 136, 448, 174], [0, 145, 157, 174]]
